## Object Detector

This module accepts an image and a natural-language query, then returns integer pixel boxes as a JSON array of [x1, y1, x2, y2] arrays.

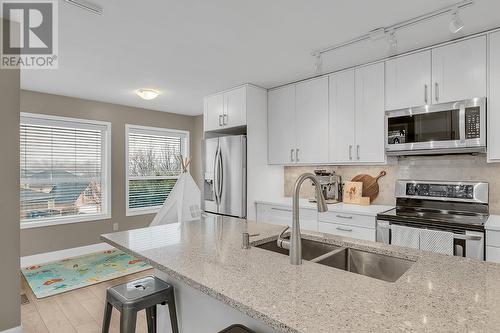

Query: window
[[20, 113, 111, 228], [126, 125, 189, 216]]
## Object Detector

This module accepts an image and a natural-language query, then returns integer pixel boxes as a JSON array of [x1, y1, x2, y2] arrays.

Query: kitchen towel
[[419, 228, 454, 255], [390, 224, 420, 249]]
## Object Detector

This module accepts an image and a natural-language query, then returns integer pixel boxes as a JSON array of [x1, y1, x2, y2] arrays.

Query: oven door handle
[[377, 224, 483, 241]]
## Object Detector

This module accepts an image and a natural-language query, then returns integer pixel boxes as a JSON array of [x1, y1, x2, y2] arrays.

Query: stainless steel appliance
[[385, 97, 486, 156], [377, 180, 488, 260], [309, 170, 342, 204], [203, 135, 246, 218]]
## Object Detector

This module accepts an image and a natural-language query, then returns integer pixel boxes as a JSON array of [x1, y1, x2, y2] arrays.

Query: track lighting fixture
[[449, 7, 464, 34], [311, 0, 473, 62]]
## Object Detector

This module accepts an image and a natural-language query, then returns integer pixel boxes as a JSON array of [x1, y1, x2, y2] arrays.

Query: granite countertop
[[255, 198, 394, 217], [102, 215, 500, 332]]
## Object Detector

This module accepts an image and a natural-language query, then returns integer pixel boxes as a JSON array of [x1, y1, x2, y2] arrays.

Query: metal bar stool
[[102, 276, 179, 333]]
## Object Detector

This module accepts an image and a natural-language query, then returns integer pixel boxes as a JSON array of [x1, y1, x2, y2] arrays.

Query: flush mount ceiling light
[[311, 0, 473, 61], [64, 0, 103, 15], [449, 7, 465, 34], [135, 89, 160, 100]]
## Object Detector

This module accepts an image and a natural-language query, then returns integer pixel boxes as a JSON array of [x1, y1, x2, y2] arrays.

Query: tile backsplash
[[284, 155, 500, 214]]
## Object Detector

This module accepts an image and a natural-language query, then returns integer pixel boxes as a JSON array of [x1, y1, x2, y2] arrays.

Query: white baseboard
[[1, 326, 23, 333], [21, 242, 114, 268]]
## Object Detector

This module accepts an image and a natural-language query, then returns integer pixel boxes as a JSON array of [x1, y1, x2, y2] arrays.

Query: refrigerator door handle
[[218, 148, 224, 203], [213, 146, 220, 204]]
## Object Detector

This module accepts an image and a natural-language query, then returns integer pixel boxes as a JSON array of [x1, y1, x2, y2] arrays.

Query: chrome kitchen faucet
[[282, 173, 328, 265]]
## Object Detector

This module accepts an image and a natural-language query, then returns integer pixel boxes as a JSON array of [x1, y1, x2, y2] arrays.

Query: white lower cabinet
[[256, 203, 318, 232], [318, 211, 376, 241], [486, 228, 500, 263], [256, 203, 377, 240]]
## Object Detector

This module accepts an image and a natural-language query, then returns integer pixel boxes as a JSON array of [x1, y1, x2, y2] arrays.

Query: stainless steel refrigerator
[[203, 135, 246, 218]]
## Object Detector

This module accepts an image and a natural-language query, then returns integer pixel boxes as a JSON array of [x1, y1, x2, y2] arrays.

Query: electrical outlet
[[112, 223, 119, 231]]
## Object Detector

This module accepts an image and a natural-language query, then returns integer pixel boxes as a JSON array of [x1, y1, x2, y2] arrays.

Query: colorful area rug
[[21, 249, 151, 298]]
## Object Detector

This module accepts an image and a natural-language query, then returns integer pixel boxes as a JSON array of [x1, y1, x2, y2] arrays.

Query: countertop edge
[[100, 234, 296, 333]]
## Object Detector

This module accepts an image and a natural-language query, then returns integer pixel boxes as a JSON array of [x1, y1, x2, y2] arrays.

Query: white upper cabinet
[[329, 70, 355, 163], [268, 85, 296, 164], [224, 87, 246, 128], [354, 63, 386, 163], [204, 94, 224, 132], [385, 50, 431, 110], [204, 86, 248, 132], [432, 36, 487, 104], [488, 32, 500, 162], [295, 77, 329, 164]]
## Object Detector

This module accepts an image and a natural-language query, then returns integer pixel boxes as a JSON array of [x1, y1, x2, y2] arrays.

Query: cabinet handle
[[356, 145, 360, 160], [223, 114, 228, 125], [271, 207, 292, 212], [218, 115, 223, 126], [435, 82, 439, 102], [296, 148, 300, 162], [336, 214, 353, 219], [424, 84, 428, 104], [336, 226, 353, 232], [349, 145, 353, 160], [290, 149, 295, 162]]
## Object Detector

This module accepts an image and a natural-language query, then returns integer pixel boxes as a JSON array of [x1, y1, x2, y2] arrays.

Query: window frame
[[125, 124, 190, 216], [20, 112, 112, 229]]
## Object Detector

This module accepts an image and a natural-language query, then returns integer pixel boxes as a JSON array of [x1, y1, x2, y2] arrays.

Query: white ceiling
[[21, 0, 500, 116]]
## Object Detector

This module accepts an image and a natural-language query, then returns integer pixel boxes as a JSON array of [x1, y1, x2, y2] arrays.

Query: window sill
[[126, 208, 161, 217], [20, 213, 112, 229]]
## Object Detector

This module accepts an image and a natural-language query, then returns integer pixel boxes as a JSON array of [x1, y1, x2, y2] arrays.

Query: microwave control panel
[[465, 107, 480, 139]]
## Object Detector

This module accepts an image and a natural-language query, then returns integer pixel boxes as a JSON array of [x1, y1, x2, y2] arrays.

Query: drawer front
[[256, 204, 318, 231], [487, 246, 500, 263], [318, 211, 376, 229], [318, 222, 376, 241], [486, 230, 500, 247]]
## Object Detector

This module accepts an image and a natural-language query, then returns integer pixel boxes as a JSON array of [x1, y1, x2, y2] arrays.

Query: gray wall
[[20, 90, 203, 256], [0, 33, 21, 330]]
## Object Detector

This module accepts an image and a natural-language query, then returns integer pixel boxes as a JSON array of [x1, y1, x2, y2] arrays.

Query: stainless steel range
[[376, 180, 489, 260]]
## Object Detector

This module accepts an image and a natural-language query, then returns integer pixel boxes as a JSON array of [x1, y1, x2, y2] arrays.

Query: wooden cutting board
[[343, 181, 363, 204], [351, 171, 387, 202]]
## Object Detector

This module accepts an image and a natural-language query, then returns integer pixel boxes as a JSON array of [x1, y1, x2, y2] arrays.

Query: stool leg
[[167, 294, 179, 333], [120, 309, 137, 333], [101, 302, 113, 333], [145, 306, 156, 333]]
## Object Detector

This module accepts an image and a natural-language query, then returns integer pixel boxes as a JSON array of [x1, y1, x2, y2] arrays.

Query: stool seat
[[102, 276, 178, 333], [107, 276, 173, 310], [219, 324, 256, 333]]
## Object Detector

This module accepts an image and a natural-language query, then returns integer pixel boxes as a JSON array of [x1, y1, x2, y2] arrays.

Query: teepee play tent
[[150, 156, 201, 226]]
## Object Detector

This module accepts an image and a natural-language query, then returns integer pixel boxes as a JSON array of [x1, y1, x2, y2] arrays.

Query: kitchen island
[[102, 214, 500, 332]]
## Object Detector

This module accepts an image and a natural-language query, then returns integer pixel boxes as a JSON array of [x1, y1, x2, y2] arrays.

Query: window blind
[[20, 114, 109, 224], [127, 126, 188, 213]]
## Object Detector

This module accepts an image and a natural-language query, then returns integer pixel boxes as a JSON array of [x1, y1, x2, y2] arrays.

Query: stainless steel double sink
[[255, 238, 414, 283]]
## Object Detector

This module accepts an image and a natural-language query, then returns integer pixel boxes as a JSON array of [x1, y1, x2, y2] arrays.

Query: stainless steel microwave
[[385, 97, 486, 156]]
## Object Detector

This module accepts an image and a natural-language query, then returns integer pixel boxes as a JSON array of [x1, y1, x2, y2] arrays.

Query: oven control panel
[[406, 183, 474, 199]]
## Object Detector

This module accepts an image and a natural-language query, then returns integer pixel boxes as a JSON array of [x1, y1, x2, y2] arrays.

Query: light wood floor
[[21, 269, 154, 333]]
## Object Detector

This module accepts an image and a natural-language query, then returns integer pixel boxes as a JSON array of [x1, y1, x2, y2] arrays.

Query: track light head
[[387, 29, 398, 54], [449, 7, 464, 34], [314, 52, 323, 74]]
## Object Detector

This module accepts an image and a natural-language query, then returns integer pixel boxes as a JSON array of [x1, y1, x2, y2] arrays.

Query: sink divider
[[310, 247, 346, 263]]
